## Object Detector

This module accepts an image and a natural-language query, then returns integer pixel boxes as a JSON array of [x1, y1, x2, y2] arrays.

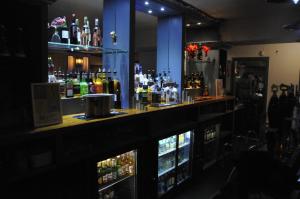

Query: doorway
[[232, 57, 269, 138]]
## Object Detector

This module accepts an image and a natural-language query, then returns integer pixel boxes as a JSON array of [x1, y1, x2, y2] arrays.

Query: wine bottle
[[69, 13, 78, 44]]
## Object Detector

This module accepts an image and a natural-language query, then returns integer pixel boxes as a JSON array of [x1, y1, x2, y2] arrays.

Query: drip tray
[[150, 102, 178, 107], [73, 111, 127, 121]]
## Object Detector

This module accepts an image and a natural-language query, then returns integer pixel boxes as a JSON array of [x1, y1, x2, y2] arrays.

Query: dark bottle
[[199, 71, 205, 96], [88, 73, 95, 94], [69, 13, 78, 44], [0, 25, 10, 56], [113, 71, 122, 109], [72, 73, 81, 97], [108, 71, 114, 94]]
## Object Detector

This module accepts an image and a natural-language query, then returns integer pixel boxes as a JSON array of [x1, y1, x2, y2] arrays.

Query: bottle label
[[67, 89, 73, 97], [62, 30, 69, 39], [114, 94, 117, 102]]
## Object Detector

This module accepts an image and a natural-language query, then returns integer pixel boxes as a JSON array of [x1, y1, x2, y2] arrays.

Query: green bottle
[[80, 73, 89, 96]]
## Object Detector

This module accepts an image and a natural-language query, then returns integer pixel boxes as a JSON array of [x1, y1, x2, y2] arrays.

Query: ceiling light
[[160, 7, 165, 11], [145, 1, 149, 5], [293, 0, 299, 4], [148, 9, 152, 14], [197, 22, 202, 25], [186, 24, 191, 27]]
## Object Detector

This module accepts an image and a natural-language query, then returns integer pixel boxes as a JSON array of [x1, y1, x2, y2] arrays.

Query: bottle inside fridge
[[177, 131, 192, 185], [158, 135, 177, 197], [157, 131, 193, 197], [97, 150, 137, 199]]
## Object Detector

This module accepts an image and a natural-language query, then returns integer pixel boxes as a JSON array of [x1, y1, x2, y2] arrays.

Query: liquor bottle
[[65, 74, 74, 98], [81, 16, 91, 46], [92, 18, 101, 47], [76, 19, 81, 45], [108, 69, 114, 94], [80, 73, 89, 96], [102, 68, 109, 93], [72, 73, 81, 97], [199, 71, 205, 96], [15, 27, 26, 57], [60, 16, 69, 44], [0, 25, 10, 56], [69, 13, 78, 44], [94, 71, 103, 94], [88, 73, 95, 94], [113, 71, 122, 109]]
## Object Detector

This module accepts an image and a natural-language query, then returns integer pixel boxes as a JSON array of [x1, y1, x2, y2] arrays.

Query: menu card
[[31, 83, 62, 128]]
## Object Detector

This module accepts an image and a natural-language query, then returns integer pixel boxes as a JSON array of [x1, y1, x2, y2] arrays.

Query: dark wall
[[0, 2, 47, 130], [186, 27, 220, 43]]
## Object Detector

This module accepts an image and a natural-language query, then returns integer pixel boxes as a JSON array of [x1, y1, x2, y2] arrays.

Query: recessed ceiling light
[[148, 9, 152, 14], [197, 22, 202, 25], [186, 24, 191, 27], [293, 0, 299, 4], [160, 7, 165, 11], [145, 1, 149, 5]]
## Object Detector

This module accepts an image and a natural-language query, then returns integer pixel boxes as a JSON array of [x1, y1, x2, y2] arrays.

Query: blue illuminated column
[[103, 0, 135, 108], [157, 16, 184, 95]]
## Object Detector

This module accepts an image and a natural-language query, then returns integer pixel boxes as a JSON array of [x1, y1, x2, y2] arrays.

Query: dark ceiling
[[183, 0, 300, 20]]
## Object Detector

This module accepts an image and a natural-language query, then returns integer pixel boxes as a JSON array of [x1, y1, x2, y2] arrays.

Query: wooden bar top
[[34, 96, 234, 133], [0, 96, 234, 143]]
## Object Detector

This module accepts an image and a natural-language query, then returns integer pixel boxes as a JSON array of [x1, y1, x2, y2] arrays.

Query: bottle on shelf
[[94, 69, 103, 94], [88, 72, 95, 94], [81, 16, 91, 46], [59, 16, 69, 44], [102, 68, 109, 93], [76, 18, 81, 45], [69, 13, 78, 45], [92, 18, 101, 47], [80, 73, 89, 96], [113, 71, 122, 109], [72, 72, 81, 97], [65, 74, 74, 98], [0, 25, 10, 56]]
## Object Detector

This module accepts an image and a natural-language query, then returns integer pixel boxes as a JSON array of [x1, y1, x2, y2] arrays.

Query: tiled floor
[[173, 161, 234, 199]]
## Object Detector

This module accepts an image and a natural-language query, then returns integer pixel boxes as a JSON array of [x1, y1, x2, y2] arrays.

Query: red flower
[[186, 44, 199, 54]]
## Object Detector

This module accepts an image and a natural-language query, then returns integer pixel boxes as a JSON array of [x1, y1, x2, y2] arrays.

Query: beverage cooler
[[96, 150, 137, 199], [157, 131, 193, 198]]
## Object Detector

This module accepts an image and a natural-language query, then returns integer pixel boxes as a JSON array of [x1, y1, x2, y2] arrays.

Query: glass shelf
[[158, 166, 175, 177], [48, 42, 128, 55], [158, 147, 176, 157], [98, 174, 133, 192], [178, 158, 189, 167], [178, 142, 190, 149]]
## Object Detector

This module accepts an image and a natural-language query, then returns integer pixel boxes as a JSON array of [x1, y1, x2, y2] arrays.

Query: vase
[[51, 27, 61, 43]]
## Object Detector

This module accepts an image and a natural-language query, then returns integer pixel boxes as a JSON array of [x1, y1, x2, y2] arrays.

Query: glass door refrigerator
[[157, 131, 193, 198], [177, 131, 192, 185], [96, 150, 137, 199]]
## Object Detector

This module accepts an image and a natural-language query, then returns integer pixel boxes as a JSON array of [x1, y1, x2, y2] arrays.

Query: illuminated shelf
[[48, 42, 127, 54], [158, 147, 176, 157], [178, 158, 189, 167], [178, 142, 190, 149], [158, 166, 175, 177], [98, 174, 133, 192]]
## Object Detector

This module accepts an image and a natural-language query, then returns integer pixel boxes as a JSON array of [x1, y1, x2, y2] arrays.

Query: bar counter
[[2, 96, 236, 198], [0, 96, 234, 144]]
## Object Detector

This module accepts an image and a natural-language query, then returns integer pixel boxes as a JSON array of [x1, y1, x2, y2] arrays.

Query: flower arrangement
[[186, 43, 199, 58], [50, 16, 67, 28]]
